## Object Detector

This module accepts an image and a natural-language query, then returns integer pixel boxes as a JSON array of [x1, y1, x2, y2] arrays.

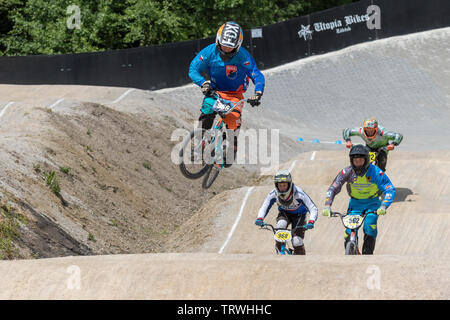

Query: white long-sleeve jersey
[[257, 185, 318, 222]]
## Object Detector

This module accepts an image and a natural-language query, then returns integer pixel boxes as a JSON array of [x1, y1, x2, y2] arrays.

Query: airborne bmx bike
[[178, 93, 249, 189]]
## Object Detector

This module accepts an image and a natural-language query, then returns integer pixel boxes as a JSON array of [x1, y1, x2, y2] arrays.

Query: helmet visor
[[219, 44, 235, 53], [276, 182, 289, 193], [351, 156, 366, 168]]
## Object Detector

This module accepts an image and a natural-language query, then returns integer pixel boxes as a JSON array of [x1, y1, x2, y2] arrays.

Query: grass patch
[[41, 170, 68, 206], [146, 227, 169, 238], [143, 161, 152, 171], [0, 201, 27, 260], [88, 233, 96, 242], [42, 171, 61, 196], [0, 218, 20, 259], [59, 166, 70, 174]]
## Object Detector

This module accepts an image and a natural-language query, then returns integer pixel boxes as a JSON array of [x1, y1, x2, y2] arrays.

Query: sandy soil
[[0, 86, 257, 258]]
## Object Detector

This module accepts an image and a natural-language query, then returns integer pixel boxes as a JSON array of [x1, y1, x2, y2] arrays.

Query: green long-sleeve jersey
[[343, 126, 403, 149]]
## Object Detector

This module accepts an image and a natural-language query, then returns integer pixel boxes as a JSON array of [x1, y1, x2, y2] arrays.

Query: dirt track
[[0, 147, 447, 299], [0, 28, 449, 299]]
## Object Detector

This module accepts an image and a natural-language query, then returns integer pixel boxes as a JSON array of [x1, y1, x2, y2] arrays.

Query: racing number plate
[[342, 215, 364, 229], [369, 152, 377, 164], [274, 230, 291, 243]]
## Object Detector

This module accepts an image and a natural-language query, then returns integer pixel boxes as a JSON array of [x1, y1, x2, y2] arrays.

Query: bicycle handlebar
[[259, 222, 308, 232], [208, 91, 254, 111], [330, 210, 377, 218]]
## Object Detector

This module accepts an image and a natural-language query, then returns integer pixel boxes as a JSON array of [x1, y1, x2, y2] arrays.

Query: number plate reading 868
[[274, 230, 291, 243], [342, 215, 364, 229]]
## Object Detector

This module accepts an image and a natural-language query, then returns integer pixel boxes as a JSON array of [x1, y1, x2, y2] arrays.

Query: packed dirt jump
[[0, 28, 449, 299]]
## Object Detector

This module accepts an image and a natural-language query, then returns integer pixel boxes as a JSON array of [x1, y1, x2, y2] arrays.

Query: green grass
[[0, 203, 27, 260], [143, 161, 152, 170], [88, 233, 96, 242], [59, 166, 70, 174], [43, 171, 61, 196], [0, 215, 20, 259]]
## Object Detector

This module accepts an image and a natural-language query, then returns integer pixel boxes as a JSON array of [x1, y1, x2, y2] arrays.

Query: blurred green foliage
[[0, 0, 357, 56]]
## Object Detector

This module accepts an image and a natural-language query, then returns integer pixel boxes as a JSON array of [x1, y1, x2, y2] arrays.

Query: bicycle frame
[[259, 222, 306, 255], [330, 209, 375, 255], [179, 92, 250, 187], [205, 94, 247, 169]]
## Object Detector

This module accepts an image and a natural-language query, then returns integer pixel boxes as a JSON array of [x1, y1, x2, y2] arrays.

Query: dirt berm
[[0, 85, 257, 259]]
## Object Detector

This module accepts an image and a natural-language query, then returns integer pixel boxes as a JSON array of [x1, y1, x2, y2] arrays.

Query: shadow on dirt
[[393, 187, 414, 202]]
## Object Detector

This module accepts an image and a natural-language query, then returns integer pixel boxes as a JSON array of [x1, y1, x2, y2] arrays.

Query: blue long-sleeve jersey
[[325, 164, 396, 208], [189, 43, 265, 94]]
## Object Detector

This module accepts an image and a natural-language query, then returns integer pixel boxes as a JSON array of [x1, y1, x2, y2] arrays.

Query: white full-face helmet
[[216, 21, 244, 61], [274, 169, 294, 206]]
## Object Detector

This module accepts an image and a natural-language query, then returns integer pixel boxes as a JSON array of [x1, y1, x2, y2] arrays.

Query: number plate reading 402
[[342, 215, 364, 229], [274, 230, 291, 243]]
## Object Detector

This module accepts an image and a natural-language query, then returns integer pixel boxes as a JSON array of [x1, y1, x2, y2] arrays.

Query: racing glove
[[303, 220, 315, 230], [345, 140, 353, 149], [377, 206, 386, 215], [386, 144, 395, 151], [248, 91, 263, 107], [201, 81, 213, 96], [322, 206, 331, 217], [255, 218, 264, 226]]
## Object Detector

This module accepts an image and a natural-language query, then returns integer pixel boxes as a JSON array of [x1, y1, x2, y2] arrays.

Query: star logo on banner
[[298, 24, 313, 41]]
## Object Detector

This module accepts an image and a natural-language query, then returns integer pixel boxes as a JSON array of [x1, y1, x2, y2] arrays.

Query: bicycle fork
[[346, 230, 361, 255], [206, 120, 225, 170], [275, 243, 292, 255]]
